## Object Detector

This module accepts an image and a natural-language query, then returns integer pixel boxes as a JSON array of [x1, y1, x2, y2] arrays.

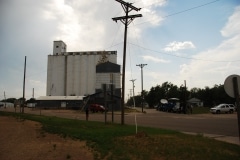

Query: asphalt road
[[1, 107, 239, 137], [124, 110, 238, 137]]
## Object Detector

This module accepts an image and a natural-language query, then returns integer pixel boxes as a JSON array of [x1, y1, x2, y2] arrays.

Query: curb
[[182, 132, 240, 146]]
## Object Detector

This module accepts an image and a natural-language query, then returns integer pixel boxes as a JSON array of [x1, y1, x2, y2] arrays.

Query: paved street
[[125, 109, 238, 137], [1, 107, 239, 145]]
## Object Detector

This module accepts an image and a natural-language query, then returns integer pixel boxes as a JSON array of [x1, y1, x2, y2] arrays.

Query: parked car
[[89, 104, 106, 113], [228, 104, 236, 111], [210, 104, 234, 114]]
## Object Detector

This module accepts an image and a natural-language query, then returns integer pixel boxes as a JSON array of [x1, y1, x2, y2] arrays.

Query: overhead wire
[[133, 0, 221, 26], [128, 42, 240, 62], [109, 0, 238, 63]]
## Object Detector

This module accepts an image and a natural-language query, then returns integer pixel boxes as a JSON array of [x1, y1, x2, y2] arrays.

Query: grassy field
[[0, 111, 239, 160]]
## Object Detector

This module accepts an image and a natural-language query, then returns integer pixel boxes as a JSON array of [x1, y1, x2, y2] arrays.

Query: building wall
[[47, 41, 118, 96], [53, 41, 67, 55], [47, 55, 66, 96], [96, 73, 121, 90]]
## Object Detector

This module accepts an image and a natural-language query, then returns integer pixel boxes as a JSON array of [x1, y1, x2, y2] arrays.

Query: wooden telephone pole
[[112, 0, 142, 125], [136, 64, 147, 112], [22, 56, 26, 113], [130, 79, 136, 108]]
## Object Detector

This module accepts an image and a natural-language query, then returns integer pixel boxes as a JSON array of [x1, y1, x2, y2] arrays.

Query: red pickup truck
[[89, 104, 106, 113]]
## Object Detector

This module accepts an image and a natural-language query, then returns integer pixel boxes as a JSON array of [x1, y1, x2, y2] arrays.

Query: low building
[[187, 98, 203, 107], [0, 102, 14, 108], [36, 96, 85, 109]]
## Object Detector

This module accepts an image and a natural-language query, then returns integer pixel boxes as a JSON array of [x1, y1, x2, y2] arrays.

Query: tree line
[[1, 81, 235, 108], [1, 97, 36, 104], [126, 81, 235, 108]]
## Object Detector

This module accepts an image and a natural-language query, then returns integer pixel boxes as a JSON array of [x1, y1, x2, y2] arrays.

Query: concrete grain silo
[[46, 41, 120, 97]]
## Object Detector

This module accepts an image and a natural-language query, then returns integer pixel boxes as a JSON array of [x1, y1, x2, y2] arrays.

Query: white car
[[210, 104, 234, 114]]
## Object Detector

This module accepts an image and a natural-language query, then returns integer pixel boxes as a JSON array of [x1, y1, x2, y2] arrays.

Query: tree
[[1, 98, 17, 103], [145, 85, 163, 108], [26, 98, 36, 103], [126, 95, 142, 107], [145, 82, 182, 108], [130, 81, 235, 108]]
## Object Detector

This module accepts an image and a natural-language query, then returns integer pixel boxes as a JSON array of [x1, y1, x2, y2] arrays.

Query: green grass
[[0, 111, 239, 160]]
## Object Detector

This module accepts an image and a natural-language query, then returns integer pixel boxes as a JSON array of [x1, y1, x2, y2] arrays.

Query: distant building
[[187, 98, 203, 107], [37, 40, 121, 109], [0, 102, 14, 108], [46, 40, 120, 96]]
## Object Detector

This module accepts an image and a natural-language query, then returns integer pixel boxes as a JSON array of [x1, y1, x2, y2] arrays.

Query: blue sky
[[0, 0, 240, 100]]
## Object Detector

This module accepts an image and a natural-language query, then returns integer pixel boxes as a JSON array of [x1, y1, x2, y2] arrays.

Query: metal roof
[[36, 96, 85, 101]]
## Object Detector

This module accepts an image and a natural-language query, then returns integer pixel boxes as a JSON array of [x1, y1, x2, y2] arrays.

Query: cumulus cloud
[[42, 0, 109, 51], [142, 55, 170, 63], [179, 64, 190, 74], [39, 0, 167, 52], [164, 41, 195, 52], [221, 6, 240, 37], [138, 0, 167, 26], [177, 6, 240, 89]]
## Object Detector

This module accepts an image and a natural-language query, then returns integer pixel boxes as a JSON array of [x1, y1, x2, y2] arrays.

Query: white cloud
[[141, 0, 167, 7], [179, 64, 190, 74], [141, 8, 164, 26], [142, 55, 170, 63], [40, 0, 167, 52], [42, 0, 134, 52], [221, 6, 240, 37], [177, 6, 240, 89], [164, 41, 195, 52], [123, 0, 167, 28]]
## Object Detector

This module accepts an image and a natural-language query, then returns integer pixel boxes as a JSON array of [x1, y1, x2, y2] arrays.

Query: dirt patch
[[0, 116, 94, 160]]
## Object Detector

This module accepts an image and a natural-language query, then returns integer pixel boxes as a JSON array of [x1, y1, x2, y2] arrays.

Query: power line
[[133, 0, 221, 26], [164, 0, 220, 18], [128, 42, 240, 63]]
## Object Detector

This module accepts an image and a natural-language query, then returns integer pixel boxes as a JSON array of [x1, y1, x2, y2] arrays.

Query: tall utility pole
[[32, 88, 34, 98], [22, 56, 27, 113], [130, 79, 136, 108], [4, 91, 6, 108], [184, 80, 187, 114], [112, 0, 142, 125], [136, 64, 147, 112]]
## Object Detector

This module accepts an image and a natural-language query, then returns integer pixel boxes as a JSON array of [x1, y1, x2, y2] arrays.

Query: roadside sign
[[224, 74, 240, 98], [224, 74, 240, 143]]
